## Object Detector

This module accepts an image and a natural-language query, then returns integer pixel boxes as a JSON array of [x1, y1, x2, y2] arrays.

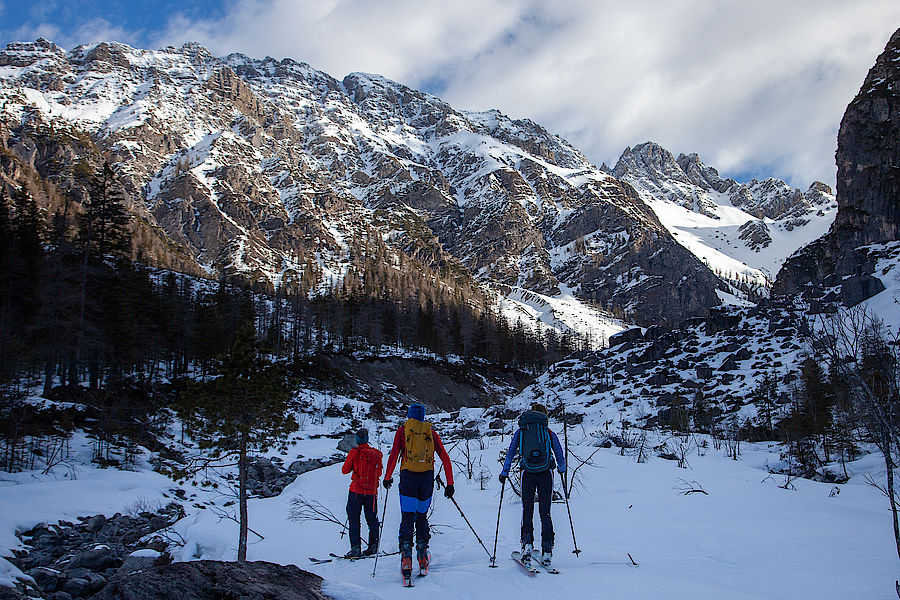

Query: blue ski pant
[[346, 491, 379, 550], [398, 469, 433, 547], [521, 469, 554, 553]]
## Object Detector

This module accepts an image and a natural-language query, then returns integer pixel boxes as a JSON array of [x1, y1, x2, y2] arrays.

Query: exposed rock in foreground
[[91, 560, 330, 600]]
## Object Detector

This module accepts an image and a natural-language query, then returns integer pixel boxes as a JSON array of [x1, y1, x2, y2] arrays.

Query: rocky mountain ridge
[[612, 142, 837, 290], [0, 38, 721, 328]]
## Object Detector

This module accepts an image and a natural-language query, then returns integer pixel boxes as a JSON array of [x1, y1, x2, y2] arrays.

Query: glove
[[444, 484, 455, 499], [383, 478, 393, 489], [498, 474, 507, 485]]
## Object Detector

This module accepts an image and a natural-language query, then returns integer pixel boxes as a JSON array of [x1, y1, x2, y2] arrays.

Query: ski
[[329, 551, 399, 561], [511, 551, 539, 575], [308, 551, 398, 564], [533, 559, 560, 575]]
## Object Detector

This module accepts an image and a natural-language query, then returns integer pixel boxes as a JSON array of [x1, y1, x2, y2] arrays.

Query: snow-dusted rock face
[[775, 27, 900, 304], [0, 39, 723, 327], [512, 299, 810, 433], [614, 142, 837, 294]]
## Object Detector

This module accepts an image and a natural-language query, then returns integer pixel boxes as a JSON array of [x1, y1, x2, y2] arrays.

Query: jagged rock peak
[[614, 140, 833, 221], [773, 27, 900, 301], [4, 38, 65, 55], [171, 41, 215, 64], [833, 26, 900, 246], [614, 142, 689, 184]]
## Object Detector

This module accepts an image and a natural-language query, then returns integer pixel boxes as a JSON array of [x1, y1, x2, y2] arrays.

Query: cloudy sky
[[2, 1, 899, 187]]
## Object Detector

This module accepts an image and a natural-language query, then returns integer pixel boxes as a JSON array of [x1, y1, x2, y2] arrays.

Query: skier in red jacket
[[383, 403, 454, 582], [341, 428, 383, 558]]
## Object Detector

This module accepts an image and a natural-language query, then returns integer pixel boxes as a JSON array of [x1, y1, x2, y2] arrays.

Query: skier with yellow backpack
[[383, 403, 454, 585]]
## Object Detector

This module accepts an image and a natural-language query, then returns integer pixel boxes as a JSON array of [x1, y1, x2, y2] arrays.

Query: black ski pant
[[521, 469, 554, 554], [346, 491, 379, 550], [398, 469, 434, 549]]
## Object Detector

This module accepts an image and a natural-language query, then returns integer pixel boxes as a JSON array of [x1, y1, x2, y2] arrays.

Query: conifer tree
[[180, 324, 297, 561]]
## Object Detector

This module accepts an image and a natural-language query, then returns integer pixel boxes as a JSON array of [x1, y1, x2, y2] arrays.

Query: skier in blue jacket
[[499, 403, 566, 567]]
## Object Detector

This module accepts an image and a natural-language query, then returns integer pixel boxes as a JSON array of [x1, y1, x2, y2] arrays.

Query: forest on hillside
[[0, 161, 587, 471]]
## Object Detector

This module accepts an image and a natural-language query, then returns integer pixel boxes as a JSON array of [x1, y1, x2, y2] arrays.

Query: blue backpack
[[518, 411, 552, 473]]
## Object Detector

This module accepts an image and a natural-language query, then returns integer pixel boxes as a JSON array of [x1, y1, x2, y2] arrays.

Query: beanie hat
[[355, 428, 369, 446], [530, 402, 548, 415], [407, 403, 425, 421]]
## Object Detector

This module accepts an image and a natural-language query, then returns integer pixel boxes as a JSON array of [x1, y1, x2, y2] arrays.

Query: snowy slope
[[498, 287, 626, 349], [2, 415, 895, 600], [512, 301, 811, 435], [615, 143, 838, 293], [846, 241, 900, 335]]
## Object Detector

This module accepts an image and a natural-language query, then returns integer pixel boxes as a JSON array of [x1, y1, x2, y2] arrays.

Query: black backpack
[[518, 410, 553, 473]]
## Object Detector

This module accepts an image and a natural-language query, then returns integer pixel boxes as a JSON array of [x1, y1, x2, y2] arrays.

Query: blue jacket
[[500, 427, 566, 476]]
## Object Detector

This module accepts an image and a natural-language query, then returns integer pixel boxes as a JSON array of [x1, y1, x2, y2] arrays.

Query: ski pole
[[372, 485, 390, 577], [449, 496, 493, 561], [490, 480, 505, 567], [562, 474, 581, 557]]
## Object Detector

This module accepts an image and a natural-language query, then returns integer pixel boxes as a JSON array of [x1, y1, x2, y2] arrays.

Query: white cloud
[[10, 0, 900, 187]]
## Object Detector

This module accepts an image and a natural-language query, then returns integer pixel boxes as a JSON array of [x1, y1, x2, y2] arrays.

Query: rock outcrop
[[774, 27, 900, 302], [91, 560, 329, 600], [9, 506, 185, 599]]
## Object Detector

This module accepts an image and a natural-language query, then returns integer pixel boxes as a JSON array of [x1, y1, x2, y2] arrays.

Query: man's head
[[530, 402, 548, 415], [355, 427, 369, 446], [407, 403, 425, 422]]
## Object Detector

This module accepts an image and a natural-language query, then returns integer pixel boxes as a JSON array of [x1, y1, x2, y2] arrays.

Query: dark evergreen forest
[[0, 162, 584, 471]]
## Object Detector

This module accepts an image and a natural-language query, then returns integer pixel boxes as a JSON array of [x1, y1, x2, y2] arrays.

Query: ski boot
[[344, 545, 362, 559], [540, 551, 552, 567], [416, 540, 430, 576], [362, 543, 378, 557], [400, 541, 413, 586], [521, 543, 534, 566]]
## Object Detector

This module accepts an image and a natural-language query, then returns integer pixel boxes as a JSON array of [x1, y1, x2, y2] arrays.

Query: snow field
[[174, 433, 894, 599], [1, 404, 896, 599]]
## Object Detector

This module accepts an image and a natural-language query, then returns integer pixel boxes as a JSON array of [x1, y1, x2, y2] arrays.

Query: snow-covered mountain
[[0, 39, 721, 331], [613, 142, 837, 294]]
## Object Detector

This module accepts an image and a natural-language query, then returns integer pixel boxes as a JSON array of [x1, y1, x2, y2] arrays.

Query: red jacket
[[384, 425, 454, 485], [342, 443, 383, 495]]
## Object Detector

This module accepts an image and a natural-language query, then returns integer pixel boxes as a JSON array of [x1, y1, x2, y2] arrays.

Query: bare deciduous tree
[[813, 306, 900, 562]]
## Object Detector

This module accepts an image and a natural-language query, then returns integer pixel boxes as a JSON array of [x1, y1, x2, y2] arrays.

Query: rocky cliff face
[[774, 28, 900, 302], [0, 39, 726, 327]]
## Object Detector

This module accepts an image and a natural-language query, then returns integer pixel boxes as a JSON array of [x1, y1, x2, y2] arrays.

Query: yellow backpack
[[402, 419, 435, 472]]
